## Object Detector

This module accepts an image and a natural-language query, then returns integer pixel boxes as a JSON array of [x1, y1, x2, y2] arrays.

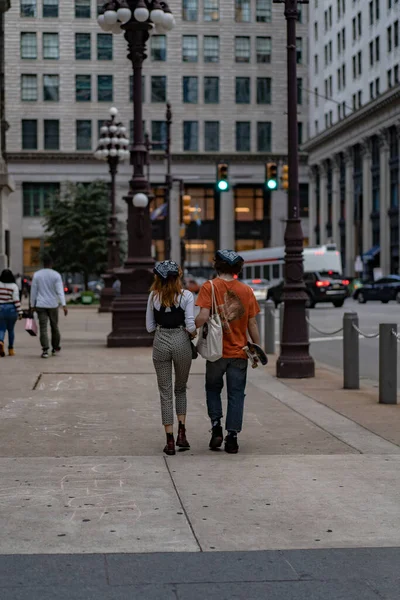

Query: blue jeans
[[0, 303, 18, 349], [206, 358, 248, 433]]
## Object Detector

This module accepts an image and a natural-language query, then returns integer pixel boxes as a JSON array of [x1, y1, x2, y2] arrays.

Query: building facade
[[305, 0, 400, 277], [0, 0, 15, 271], [6, 0, 309, 276]]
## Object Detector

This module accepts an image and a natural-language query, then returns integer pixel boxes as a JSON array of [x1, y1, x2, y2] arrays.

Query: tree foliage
[[43, 181, 110, 289]]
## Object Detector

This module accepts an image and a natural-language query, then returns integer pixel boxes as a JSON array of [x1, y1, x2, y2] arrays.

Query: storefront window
[[234, 187, 264, 221], [184, 186, 215, 220]]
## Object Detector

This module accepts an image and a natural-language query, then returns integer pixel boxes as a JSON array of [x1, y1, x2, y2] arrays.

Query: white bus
[[240, 244, 343, 284]]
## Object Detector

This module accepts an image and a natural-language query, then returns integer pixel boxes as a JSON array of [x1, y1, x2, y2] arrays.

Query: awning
[[362, 245, 380, 261]]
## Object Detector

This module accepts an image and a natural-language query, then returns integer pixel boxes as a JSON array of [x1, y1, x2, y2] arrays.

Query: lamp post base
[[107, 266, 154, 348], [276, 353, 315, 379], [98, 273, 116, 313]]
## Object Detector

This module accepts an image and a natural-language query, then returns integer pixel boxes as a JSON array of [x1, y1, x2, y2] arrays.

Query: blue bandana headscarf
[[154, 260, 180, 280], [215, 249, 244, 265]]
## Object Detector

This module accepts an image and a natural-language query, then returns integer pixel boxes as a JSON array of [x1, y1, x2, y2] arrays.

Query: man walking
[[30, 256, 68, 359], [195, 250, 261, 454]]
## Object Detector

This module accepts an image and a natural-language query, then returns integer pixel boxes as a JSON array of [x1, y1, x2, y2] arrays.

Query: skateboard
[[243, 343, 268, 369]]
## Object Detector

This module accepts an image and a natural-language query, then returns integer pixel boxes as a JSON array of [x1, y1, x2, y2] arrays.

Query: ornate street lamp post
[[94, 106, 130, 313], [274, 0, 314, 378], [97, 0, 175, 347]]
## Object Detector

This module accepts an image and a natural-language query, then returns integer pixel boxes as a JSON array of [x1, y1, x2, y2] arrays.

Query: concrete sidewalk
[[1, 308, 400, 599]]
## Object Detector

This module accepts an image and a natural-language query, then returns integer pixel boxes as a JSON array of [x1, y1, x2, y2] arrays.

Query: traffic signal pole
[[274, 0, 314, 378]]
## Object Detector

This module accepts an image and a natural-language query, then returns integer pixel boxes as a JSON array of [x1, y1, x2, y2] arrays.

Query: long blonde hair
[[150, 268, 184, 307]]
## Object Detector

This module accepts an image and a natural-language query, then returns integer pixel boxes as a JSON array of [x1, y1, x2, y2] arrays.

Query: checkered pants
[[153, 327, 192, 426]]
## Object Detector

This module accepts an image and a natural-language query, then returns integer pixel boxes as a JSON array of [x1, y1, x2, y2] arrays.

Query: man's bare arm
[[248, 316, 261, 345], [195, 307, 210, 329]]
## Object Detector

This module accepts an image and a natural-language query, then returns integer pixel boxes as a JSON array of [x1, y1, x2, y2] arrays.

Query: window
[[376, 0, 380, 20], [369, 1, 373, 24], [358, 90, 362, 107], [21, 33, 37, 59], [151, 76, 166, 102], [75, 33, 91, 60], [395, 64, 399, 84], [236, 77, 250, 103], [97, 34, 113, 60], [129, 75, 145, 102], [257, 77, 271, 104], [370, 81, 374, 100], [22, 119, 37, 150], [204, 0, 219, 21], [342, 27, 346, 50], [298, 122, 303, 145], [75, 0, 91, 18], [23, 183, 59, 217], [43, 74, 59, 101], [21, 75, 37, 101], [388, 69, 393, 88], [21, 0, 36, 17], [297, 78, 303, 104], [151, 35, 166, 61], [43, 33, 59, 59], [204, 36, 219, 63], [358, 51, 362, 76], [395, 20, 399, 47], [358, 12, 362, 36], [182, 0, 197, 20], [257, 122, 271, 152], [98, 75, 113, 101], [317, 23, 320, 43], [256, 37, 271, 63], [314, 87, 319, 106], [43, 0, 58, 17], [235, 0, 250, 22], [151, 121, 167, 144], [369, 40, 374, 65], [256, 0, 272, 22], [314, 54, 318, 73], [352, 17, 356, 41], [76, 74, 91, 101], [236, 122, 250, 151], [76, 120, 92, 150], [375, 77, 380, 95], [182, 35, 198, 62], [183, 76, 198, 103], [183, 121, 199, 151], [235, 37, 250, 62], [388, 26, 392, 52], [296, 37, 303, 63], [204, 122, 219, 151], [375, 36, 380, 61], [44, 120, 59, 150], [204, 76, 219, 103]]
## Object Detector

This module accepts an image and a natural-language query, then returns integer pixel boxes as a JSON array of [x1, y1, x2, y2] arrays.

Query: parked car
[[268, 271, 348, 308], [242, 278, 270, 301], [353, 275, 400, 304]]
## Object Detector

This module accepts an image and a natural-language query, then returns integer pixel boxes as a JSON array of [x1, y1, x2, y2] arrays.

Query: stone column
[[219, 188, 235, 250], [361, 137, 372, 254], [319, 161, 328, 245], [331, 155, 340, 247], [308, 166, 317, 246], [379, 129, 390, 275], [169, 180, 181, 265], [345, 148, 355, 276]]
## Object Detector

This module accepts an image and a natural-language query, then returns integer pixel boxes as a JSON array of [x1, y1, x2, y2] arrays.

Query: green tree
[[43, 181, 110, 290]]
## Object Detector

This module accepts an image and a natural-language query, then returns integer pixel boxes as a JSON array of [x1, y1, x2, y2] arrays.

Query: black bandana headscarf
[[154, 260, 180, 280]]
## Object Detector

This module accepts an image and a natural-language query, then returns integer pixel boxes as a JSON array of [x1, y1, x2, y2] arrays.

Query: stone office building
[[5, 0, 309, 276]]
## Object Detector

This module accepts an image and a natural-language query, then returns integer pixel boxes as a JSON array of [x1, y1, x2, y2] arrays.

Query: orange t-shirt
[[196, 278, 260, 359]]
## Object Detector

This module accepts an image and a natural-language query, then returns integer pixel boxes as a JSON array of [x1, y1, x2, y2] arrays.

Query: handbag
[[197, 280, 223, 362], [25, 316, 38, 337], [190, 340, 198, 360]]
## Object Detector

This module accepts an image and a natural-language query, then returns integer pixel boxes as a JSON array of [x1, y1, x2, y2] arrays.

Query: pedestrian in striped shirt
[[0, 269, 23, 357]]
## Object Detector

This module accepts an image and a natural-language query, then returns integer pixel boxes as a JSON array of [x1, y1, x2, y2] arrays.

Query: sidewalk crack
[[164, 456, 203, 552]]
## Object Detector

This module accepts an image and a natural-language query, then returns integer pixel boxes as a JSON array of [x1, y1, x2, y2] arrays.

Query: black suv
[[268, 272, 349, 308]]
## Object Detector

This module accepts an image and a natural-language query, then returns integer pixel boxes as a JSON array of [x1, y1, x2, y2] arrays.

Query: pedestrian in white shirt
[[30, 256, 68, 359]]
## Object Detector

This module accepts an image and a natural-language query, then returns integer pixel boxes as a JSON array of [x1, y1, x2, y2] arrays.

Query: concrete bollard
[[343, 312, 359, 389], [256, 302, 264, 347], [264, 300, 275, 354], [379, 323, 398, 405]]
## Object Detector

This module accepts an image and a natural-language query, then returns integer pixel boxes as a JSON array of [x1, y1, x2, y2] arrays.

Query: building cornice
[[302, 85, 400, 154], [6, 152, 309, 164]]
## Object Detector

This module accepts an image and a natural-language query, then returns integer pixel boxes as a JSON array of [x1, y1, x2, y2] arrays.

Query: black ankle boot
[[164, 433, 176, 456], [176, 422, 190, 450]]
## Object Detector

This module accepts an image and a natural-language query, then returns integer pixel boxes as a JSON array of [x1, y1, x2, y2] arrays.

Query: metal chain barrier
[[391, 329, 400, 343], [305, 317, 343, 336], [352, 323, 380, 338]]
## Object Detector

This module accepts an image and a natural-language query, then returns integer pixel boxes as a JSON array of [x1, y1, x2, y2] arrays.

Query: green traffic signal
[[267, 179, 278, 190], [218, 180, 229, 191]]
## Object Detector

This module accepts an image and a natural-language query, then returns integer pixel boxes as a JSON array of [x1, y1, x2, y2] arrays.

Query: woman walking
[[0, 269, 23, 357], [146, 261, 196, 456]]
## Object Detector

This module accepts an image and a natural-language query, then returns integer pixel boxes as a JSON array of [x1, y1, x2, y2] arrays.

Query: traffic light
[[217, 163, 229, 191], [182, 194, 191, 225], [266, 162, 278, 190], [281, 164, 289, 191]]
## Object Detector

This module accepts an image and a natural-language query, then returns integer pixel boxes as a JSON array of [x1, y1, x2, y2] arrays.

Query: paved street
[[1, 308, 400, 599]]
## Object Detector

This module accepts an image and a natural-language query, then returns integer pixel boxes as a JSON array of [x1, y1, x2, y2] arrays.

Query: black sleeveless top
[[154, 294, 185, 329]]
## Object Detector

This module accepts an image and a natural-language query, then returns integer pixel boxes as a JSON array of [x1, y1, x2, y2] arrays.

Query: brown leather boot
[[163, 433, 176, 456], [176, 422, 190, 450]]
